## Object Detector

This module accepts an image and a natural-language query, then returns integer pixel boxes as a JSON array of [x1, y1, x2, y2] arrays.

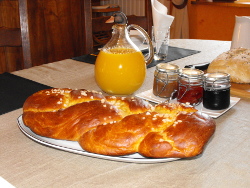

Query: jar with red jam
[[177, 68, 204, 106], [153, 63, 179, 99]]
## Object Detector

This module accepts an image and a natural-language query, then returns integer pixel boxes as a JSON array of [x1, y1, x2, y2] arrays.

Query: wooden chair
[[0, 0, 26, 73], [92, 16, 113, 51], [0, 27, 22, 47], [91, 0, 153, 52], [127, 0, 153, 36], [0, 26, 29, 72], [0, 0, 93, 73], [18, 0, 93, 67]]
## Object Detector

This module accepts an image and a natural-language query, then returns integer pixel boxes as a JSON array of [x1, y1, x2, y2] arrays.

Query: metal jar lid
[[204, 72, 230, 81], [156, 63, 179, 73], [203, 72, 231, 90], [179, 68, 204, 78]]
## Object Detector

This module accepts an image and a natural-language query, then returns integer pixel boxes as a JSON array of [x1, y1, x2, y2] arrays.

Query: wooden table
[[92, 7, 120, 17], [1, 39, 249, 188]]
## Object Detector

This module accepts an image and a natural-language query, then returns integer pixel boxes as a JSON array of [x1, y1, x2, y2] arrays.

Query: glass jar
[[203, 72, 231, 110], [153, 63, 179, 99], [177, 68, 204, 106]]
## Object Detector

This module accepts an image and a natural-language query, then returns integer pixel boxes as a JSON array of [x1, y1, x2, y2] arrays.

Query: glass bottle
[[153, 63, 179, 99], [177, 68, 204, 106], [203, 72, 231, 110], [95, 13, 153, 95]]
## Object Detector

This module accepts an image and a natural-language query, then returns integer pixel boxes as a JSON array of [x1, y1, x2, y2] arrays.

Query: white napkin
[[151, 0, 174, 31], [0, 177, 15, 188], [151, 0, 174, 54]]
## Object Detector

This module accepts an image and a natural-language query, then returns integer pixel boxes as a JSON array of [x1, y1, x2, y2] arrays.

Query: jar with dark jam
[[153, 63, 179, 99], [203, 72, 230, 110], [177, 68, 204, 106]]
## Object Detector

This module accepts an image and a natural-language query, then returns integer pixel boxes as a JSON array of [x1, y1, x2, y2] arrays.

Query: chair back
[[0, 27, 25, 73], [128, 0, 153, 35], [91, 0, 152, 52], [0, 0, 93, 73], [92, 16, 113, 51], [18, 0, 93, 67], [0, 27, 22, 47]]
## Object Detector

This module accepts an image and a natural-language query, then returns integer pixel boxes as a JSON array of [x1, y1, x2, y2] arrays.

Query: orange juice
[[95, 48, 146, 95]]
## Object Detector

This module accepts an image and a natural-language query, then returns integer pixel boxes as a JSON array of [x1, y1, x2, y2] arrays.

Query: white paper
[[151, 0, 174, 54], [151, 0, 174, 32], [0, 177, 15, 188]]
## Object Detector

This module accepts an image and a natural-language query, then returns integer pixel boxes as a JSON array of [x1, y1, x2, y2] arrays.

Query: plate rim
[[135, 89, 241, 118], [17, 115, 179, 164]]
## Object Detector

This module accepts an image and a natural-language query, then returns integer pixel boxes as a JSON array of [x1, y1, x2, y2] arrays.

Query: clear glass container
[[177, 68, 204, 106], [95, 14, 154, 95], [153, 63, 179, 99], [203, 72, 231, 110]]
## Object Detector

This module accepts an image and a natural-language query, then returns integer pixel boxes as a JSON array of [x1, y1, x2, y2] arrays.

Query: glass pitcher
[[95, 14, 154, 95]]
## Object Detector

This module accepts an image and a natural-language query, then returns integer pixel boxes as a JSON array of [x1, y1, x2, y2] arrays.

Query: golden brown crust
[[105, 96, 153, 116], [207, 48, 250, 83], [23, 88, 216, 158], [23, 88, 105, 112], [80, 112, 170, 156], [138, 112, 216, 158], [79, 103, 215, 158], [23, 100, 122, 141], [22, 88, 152, 141]]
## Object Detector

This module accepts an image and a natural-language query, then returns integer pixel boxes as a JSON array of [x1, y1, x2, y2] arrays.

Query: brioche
[[23, 88, 151, 141], [23, 88, 216, 158], [207, 48, 250, 83], [138, 112, 215, 158]]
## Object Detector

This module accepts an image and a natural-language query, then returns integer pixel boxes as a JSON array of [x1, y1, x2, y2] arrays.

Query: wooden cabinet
[[0, 0, 23, 73], [20, 0, 92, 68], [188, 1, 250, 41], [0, 0, 93, 73]]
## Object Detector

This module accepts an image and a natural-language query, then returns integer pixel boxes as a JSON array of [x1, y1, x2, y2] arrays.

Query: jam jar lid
[[204, 72, 230, 81], [156, 63, 179, 73], [179, 68, 204, 79]]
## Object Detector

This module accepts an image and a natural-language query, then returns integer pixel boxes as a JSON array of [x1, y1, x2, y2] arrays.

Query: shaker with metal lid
[[153, 63, 179, 99], [177, 68, 204, 106], [203, 72, 231, 110]]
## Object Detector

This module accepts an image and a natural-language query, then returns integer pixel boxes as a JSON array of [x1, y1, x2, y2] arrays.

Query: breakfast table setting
[[0, 38, 250, 187], [1, 1, 250, 186]]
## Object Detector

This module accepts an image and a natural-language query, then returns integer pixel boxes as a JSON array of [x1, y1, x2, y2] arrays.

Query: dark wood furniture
[[91, 0, 153, 52], [0, 27, 22, 47], [0, 26, 29, 72], [92, 16, 113, 51], [127, 0, 153, 35], [0, 0, 93, 73], [0, 0, 153, 73], [0, 0, 23, 73], [19, 0, 93, 68], [92, 7, 121, 18]]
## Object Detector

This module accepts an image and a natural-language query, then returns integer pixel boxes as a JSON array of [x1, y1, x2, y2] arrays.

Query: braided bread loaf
[[23, 88, 216, 158]]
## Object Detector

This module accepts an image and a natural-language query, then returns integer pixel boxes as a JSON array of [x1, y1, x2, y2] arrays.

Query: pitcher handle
[[127, 24, 154, 66]]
